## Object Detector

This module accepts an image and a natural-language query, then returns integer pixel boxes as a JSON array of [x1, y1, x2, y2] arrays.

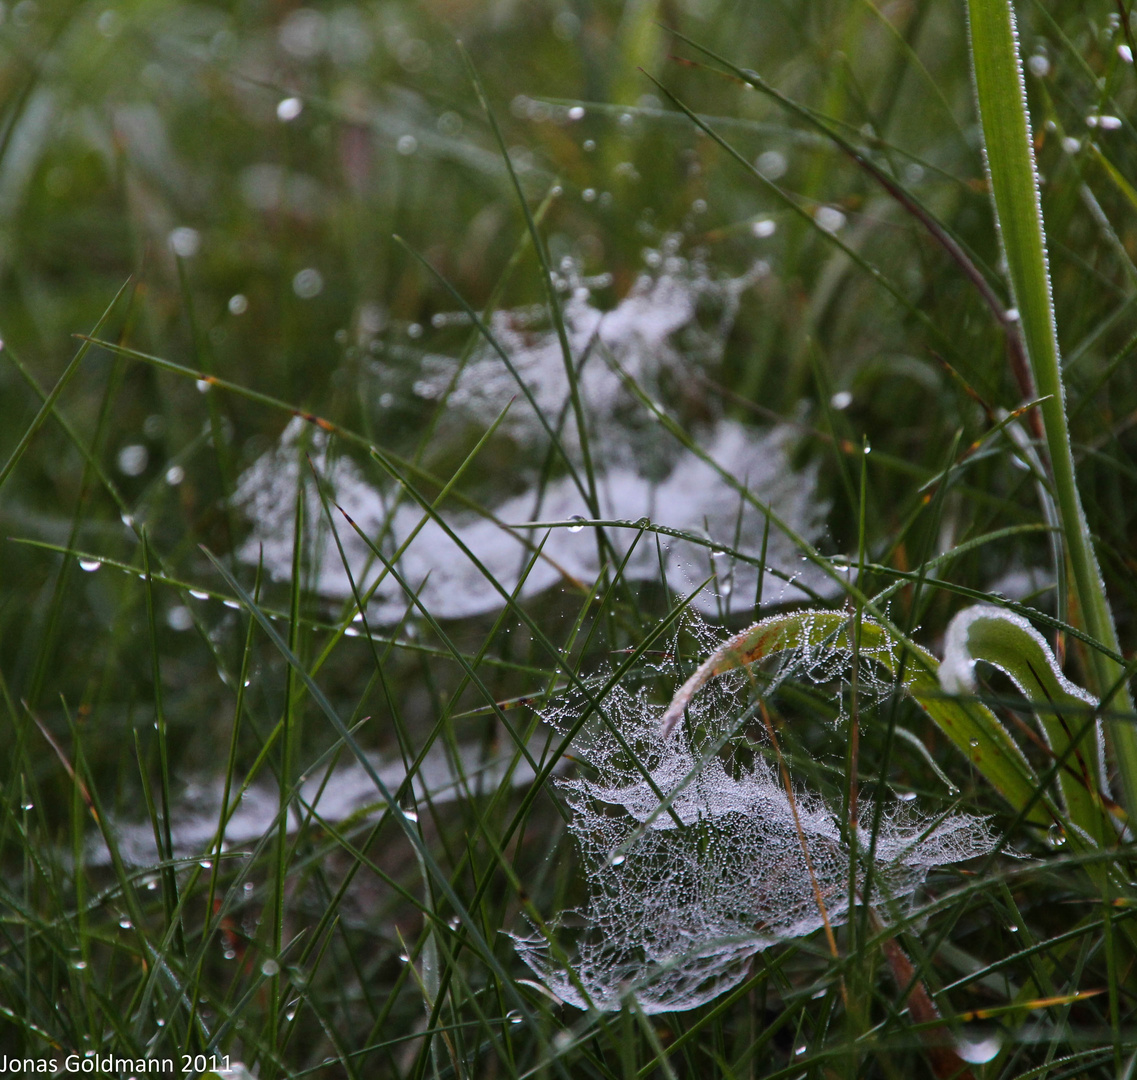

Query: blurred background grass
[[2, 0, 1137, 1075]]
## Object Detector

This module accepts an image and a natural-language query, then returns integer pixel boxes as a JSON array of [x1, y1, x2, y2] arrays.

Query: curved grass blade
[[966, 0, 1137, 812], [659, 609, 1049, 825], [940, 606, 1110, 842]]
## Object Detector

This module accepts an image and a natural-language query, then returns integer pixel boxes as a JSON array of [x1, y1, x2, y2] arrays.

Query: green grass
[[2, 0, 1137, 1076]]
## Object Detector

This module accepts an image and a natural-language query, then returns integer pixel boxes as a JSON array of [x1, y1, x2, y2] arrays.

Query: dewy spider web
[[514, 613, 998, 1013]]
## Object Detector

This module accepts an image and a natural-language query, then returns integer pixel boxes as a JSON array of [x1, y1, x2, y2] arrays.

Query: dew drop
[[506, 1009, 523, 1024], [189, 589, 209, 600], [196, 378, 211, 393], [167, 227, 201, 258], [568, 105, 585, 121], [223, 599, 240, 610], [830, 390, 852, 410], [955, 1031, 1002, 1064], [200, 860, 213, 869], [969, 737, 979, 749], [568, 515, 586, 533], [292, 267, 324, 299], [1048, 824, 1067, 848], [73, 960, 88, 971], [21, 801, 33, 811], [402, 807, 419, 823], [1007, 924, 1018, 933], [79, 559, 101, 573], [751, 217, 776, 238], [755, 149, 787, 180], [896, 790, 917, 803], [261, 959, 280, 977], [582, 188, 597, 202], [119, 917, 133, 930], [277, 96, 303, 122], [607, 851, 626, 867], [815, 205, 846, 233], [117, 444, 149, 477], [165, 465, 185, 486], [794, 1045, 807, 1056]]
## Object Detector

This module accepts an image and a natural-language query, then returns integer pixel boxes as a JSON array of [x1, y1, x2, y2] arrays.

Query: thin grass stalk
[[965, 0, 1137, 813]]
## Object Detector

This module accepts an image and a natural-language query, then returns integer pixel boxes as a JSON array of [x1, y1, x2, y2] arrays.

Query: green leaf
[[966, 0, 1137, 811], [940, 605, 1110, 843], [660, 609, 1049, 826]]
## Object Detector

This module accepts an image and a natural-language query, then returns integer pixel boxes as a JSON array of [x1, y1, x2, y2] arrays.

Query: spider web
[[514, 614, 998, 1013]]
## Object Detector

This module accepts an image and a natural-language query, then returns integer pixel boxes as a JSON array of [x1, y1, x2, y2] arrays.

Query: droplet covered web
[[513, 613, 997, 1013]]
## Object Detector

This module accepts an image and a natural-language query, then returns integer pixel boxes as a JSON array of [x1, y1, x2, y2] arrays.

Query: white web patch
[[514, 615, 998, 1013]]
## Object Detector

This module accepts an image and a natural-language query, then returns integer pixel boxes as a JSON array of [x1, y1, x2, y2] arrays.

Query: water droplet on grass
[[1048, 824, 1067, 847], [293, 268, 323, 299], [79, 559, 101, 573], [568, 515, 586, 533], [165, 465, 185, 486], [117, 444, 149, 476], [119, 917, 133, 930], [755, 150, 787, 179], [261, 959, 280, 976], [568, 105, 585, 120], [276, 97, 303, 122], [168, 227, 200, 258], [815, 206, 846, 233], [956, 1031, 1002, 1064]]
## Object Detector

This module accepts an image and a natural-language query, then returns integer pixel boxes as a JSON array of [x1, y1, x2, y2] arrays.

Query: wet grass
[[2, 0, 1137, 1076]]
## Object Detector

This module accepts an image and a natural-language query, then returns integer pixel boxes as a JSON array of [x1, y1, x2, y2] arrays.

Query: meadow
[[2, 0, 1137, 1076]]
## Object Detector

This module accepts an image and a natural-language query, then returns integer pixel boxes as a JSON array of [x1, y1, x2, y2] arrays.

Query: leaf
[[940, 605, 1110, 842], [966, 0, 1136, 812], [660, 609, 1049, 826]]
